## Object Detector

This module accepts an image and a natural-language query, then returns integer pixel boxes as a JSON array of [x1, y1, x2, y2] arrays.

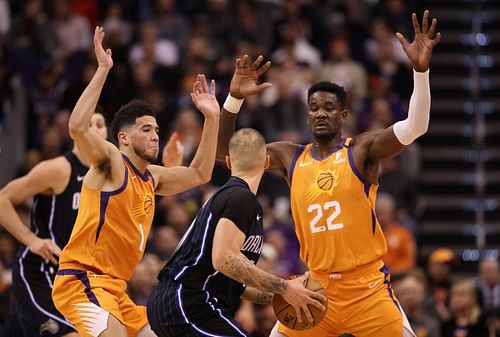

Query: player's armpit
[[266, 141, 301, 176]]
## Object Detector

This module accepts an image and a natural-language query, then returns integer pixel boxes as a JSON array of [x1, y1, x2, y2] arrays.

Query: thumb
[[255, 82, 273, 93], [395, 32, 410, 49], [106, 49, 112, 56]]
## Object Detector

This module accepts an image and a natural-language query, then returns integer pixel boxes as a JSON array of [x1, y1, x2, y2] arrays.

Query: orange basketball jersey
[[59, 154, 155, 280], [289, 138, 387, 273]]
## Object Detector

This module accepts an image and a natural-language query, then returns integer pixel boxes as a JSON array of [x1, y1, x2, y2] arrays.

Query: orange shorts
[[278, 260, 406, 337], [52, 267, 148, 337]]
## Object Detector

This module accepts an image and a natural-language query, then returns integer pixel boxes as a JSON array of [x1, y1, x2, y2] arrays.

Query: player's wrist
[[223, 94, 244, 114]]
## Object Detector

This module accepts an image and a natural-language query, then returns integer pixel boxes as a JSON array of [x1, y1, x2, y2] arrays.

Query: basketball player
[[217, 11, 440, 337], [147, 128, 325, 337], [51, 27, 220, 337], [0, 112, 106, 337]]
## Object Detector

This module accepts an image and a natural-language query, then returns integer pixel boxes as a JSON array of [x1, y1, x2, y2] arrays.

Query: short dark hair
[[307, 82, 347, 109], [111, 99, 156, 142]]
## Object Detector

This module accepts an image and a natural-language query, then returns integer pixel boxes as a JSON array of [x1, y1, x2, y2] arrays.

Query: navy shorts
[[7, 253, 75, 337], [147, 277, 249, 337]]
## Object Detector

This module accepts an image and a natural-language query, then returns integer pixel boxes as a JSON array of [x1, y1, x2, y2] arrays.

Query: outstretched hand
[[396, 10, 441, 72], [230, 55, 272, 99], [94, 26, 113, 70], [191, 74, 220, 119], [162, 132, 184, 168]]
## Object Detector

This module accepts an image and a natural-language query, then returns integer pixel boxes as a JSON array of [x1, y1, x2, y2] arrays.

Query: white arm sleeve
[[393, 69, 431, 145]]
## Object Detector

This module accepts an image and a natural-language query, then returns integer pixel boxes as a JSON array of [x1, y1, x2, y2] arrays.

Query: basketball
[[272, 275, 327, 330], [317, 172, 334, 190]]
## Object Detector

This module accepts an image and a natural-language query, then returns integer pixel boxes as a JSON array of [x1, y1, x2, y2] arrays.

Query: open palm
[[94, 26, 113, 70], [230, 55, 272, 99], [396, 10, 441, 72], [191, 74, 220, 119]]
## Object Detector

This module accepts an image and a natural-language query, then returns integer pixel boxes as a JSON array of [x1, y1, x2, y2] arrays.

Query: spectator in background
[[129, 21, 179, 68], [128, 253, 163, 306], [378, 156, 418, 232], [151, 226, 180, 261], [474, 258, 500, 314], [366, 17, 409, 65], [425, 248, 455, 323], [442, 279, 489, 337], [155, 0, 190, 50], [51, 0, 91, 60], [320, 36, 367, 112], [376, 192, 416, 274], [393, 269, 441, 337]]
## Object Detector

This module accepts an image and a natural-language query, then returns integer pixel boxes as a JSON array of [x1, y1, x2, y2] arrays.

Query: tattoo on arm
[[223, 254, 287, 294], [254, 291, 274, 305]]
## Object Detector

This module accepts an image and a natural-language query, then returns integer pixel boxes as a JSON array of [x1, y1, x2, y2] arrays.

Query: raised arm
[[216, 55, 272, 161], [68, 27, 117, 167], [150, 75, 219, 196], [212, 218, 325, 324], [366, 10, 441, 162], [0, 160, 65, 263]]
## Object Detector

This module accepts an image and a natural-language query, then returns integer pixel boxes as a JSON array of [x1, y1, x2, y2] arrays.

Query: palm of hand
[[231, 69, 260, 98], [406, 34, 434, 70], [397, 11, 441, 72], [196, 94, 219, 117]]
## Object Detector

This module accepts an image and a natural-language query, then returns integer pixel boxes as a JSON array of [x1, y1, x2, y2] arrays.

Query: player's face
[[131, 116, 160, 163], [90, 113, 107, 140], [307, 92, 346, 142]]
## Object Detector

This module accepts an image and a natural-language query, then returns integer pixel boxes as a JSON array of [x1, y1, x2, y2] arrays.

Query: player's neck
[[122, 150, 149, 173], [232, 172, 262, 195], [312, 134, 343, 159]]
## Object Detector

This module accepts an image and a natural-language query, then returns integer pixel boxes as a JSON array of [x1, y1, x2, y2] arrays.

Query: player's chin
[[312, 130, 335, 141], [143, 149, 159, 163]]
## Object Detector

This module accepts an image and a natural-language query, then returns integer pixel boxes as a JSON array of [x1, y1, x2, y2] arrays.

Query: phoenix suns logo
[[144, 194, 153, 214]]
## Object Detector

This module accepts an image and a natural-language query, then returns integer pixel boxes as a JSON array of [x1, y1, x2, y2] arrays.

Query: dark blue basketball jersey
[[7, 151, 87, 336], [158, 176, 264, 313], [20, 151, 88, 266]]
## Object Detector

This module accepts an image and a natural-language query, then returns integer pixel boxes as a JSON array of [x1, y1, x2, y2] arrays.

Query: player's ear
[[340, 109, 348, 122], [118, 131, 129, 146], [225, 155, 232, 170], [264, 154, 270, 170]]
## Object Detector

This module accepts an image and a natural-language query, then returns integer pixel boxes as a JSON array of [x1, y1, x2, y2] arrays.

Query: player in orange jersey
[[51, 27, 220, 337], [217, 11, 441, 337]]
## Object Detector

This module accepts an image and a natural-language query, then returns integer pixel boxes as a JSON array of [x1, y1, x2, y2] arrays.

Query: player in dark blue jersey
[[0, 112, 107, 337], [147, 128, 326, 337]]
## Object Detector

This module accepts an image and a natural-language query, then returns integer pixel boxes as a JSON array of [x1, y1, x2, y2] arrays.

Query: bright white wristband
[[223, 94, 244, 114]]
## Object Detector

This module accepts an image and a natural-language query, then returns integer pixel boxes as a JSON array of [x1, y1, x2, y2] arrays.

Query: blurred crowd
[[0, 0, 499, 336]]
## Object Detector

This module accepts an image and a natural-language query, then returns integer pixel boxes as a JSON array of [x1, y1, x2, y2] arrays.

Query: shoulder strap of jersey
[[344, 137, 353, 147]]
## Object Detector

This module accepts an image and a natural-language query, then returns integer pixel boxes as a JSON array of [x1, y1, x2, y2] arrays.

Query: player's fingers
[[395, 32, 409, 49], [255, 82, 273, 93], [421, 10, 429, 33], [51, 242, 62, 255], [49, 255, 58, 265], [294, 306, 303, 323], [242, 54, 250, 68], [257, 61, 272, 76], [434, 32, 442, 45], [251, 55, 263, 70], [199, 74, 209, 93], [235, 57, 241, 69], [301, 305, 314, 323], [428, 18, 438, 37], [210, 79, 216, 96], [308, 298, 326, 311], [412, 12, 421, 35]]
